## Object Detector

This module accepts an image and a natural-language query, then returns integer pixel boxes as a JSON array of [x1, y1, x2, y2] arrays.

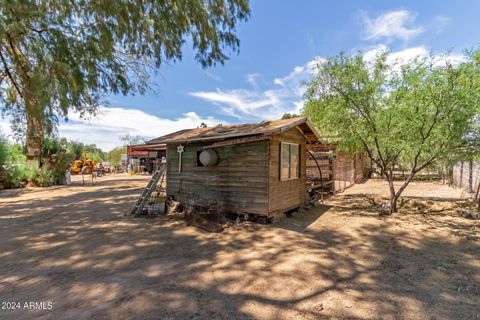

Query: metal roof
[[129, 143, 167, 152], [145, 117, 321, 144]]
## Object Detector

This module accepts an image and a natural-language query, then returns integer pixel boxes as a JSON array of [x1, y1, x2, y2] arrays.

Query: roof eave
[[305, 118, 322, 141]]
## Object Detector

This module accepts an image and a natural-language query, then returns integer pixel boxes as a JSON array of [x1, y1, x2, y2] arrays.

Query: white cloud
[[189, 59, 320, 120], [274, 60, 319, 96], [204, 71, 222, 82], [360, 9, 424, 43], [189, 44, 467, 122], [246, 73, 260, 87], [363, 44, 465, 67], [190, 88, 279, 119], [363, 44, 429, 65], [0, 107, 223, 150], [432, 15, 451, 34]]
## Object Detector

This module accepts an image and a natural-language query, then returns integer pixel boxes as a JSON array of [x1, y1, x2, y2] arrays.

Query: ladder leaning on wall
[[130, 164, 166, 216]]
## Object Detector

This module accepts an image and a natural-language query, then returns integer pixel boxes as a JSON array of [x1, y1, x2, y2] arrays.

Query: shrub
[[7, 144, 26, 163], [4, 164, 28, 188], [34, 166, 55, 187], [0, 136, 7, 190], [0, 135, 8, 165]]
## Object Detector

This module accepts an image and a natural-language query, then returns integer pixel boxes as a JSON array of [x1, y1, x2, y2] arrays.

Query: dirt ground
[[0, 175, 478, 320]]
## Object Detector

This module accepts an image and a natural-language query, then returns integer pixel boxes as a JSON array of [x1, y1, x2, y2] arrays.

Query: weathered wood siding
[[166, 140, 269, 214], [333, 151, 365, 192], [353, 153, 365, 183], [268, 128, 307, 215]]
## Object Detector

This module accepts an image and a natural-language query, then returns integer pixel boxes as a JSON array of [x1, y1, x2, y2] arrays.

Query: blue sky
[[2, 0, 479, 150]]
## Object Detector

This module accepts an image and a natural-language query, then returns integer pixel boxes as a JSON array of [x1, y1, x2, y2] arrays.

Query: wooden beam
[[296, 126, 313, 144]]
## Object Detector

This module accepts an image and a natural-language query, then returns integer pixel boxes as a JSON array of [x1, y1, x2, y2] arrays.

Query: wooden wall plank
[[166, 140, 269, 214], [268, 128, 307, 215]]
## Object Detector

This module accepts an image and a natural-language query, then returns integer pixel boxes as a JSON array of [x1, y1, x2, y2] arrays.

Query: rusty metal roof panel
[[146, 117, 322, 144]]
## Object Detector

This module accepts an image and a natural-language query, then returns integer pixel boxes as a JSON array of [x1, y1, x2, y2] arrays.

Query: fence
[[306, 144, 335, 194], [306, 144, 366, 194], [333, 152, 365, 192], [452, 161, 480, 196]]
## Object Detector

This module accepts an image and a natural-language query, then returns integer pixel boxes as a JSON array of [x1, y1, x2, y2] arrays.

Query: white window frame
[[280, 142, 300, 181]]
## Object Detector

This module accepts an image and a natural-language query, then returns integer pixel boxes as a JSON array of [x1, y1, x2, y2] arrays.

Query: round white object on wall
[[199, 149, 218, 166]]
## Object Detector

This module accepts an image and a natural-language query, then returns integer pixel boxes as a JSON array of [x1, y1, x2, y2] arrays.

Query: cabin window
[[280, 142, 300, 180]]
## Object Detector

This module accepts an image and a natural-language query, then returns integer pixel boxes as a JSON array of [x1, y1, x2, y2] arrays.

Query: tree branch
[[0, 47, 23, 96]]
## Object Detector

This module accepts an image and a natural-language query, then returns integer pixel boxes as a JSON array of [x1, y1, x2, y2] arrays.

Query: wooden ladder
[[130, 165, 166, 216]]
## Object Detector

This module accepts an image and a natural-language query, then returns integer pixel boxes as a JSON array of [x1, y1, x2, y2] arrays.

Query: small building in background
[[119, 153, 129, 173], [127, 144, 166, 174], [144, 117, 321, 221]]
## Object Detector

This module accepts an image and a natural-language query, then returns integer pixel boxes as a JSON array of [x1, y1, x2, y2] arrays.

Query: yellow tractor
[[70, 151, 96, 175]]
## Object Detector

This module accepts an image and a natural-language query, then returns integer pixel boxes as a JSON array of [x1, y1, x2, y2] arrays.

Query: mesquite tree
[[0, 0, 249, 167], [304, 51, 480, 213]]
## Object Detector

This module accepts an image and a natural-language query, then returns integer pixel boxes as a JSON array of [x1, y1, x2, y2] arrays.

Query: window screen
[[280, 142, 300, 180]]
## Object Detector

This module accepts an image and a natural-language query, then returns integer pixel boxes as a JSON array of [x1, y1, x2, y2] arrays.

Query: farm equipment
[[70, 151, 96, 175]]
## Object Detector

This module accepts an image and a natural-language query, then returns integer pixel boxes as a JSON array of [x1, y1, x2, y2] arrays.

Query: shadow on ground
[[0, 180, 478, 319]]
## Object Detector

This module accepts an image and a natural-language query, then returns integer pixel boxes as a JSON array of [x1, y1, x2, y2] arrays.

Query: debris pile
[[167, 198, 229, 232], [458, 210, 479, 220]]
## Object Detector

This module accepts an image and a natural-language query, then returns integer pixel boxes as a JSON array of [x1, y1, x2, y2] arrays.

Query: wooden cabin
[[145, 117, 321, 221]]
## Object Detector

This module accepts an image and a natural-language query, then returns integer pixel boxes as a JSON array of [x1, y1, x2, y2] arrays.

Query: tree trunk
[[387, 177, 398, 214], [9, 40, 44, 169], [468, 160, 473, 193], [25, 106, 43, 169], [475, 179, 480, 211], [390, 194, 399, 213], [390, 172, 417, 214], [475, 179, 480, 201]]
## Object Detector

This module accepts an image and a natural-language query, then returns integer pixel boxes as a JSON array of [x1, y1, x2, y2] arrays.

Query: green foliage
[[109, 146, 127, 166], [0, 135, 26, 188], [4, 164, 28, 188], [6, 144, 26, 163], [62, 140, 104, 164], [281, 113, 301, 119], [0, 134, 7, 165], [42, 138, 62, 159], [89, 151, 104, 163], [65, 140, 85, 160], [0, 1, 250, 163], [304, 50, 480, 212], [0, 135, 107, 189], [33, 166, 56, 187]]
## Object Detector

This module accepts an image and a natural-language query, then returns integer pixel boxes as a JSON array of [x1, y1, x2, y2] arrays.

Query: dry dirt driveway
[[0, 175, 479, 320]]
